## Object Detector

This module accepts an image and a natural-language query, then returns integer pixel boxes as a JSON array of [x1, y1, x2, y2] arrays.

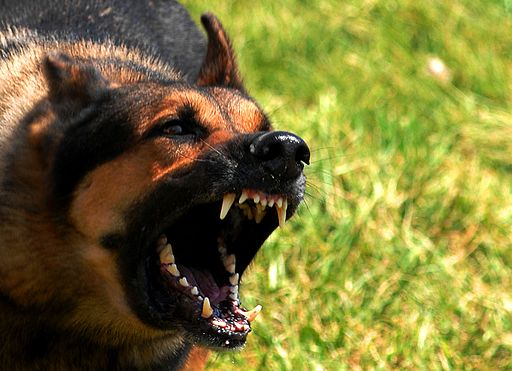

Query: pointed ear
[[43, 52, 109, 115], [196, 13, 245, 91]]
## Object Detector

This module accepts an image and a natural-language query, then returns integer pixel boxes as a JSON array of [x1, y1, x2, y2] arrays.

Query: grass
[[183, 1, 512, 369]]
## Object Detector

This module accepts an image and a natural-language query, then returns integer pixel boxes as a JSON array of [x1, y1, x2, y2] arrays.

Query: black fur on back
[[0, 0, 206, 81]]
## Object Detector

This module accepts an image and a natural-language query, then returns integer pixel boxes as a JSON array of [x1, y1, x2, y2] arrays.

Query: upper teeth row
[[220, 190, 288, 227]]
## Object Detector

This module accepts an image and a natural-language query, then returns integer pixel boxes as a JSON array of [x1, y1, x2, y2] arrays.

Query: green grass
[[183, 1, 512, 369]]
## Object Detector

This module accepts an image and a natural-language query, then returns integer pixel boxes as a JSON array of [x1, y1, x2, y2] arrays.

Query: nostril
[[249, 131, 310, 181]]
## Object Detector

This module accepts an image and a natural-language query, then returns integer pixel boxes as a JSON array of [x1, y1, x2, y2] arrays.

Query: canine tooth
[[237, 305, 263, 323], [224, 254, 235, 267], [268, 199, 275, 208], [276, 197, 283, 208], [159, 247, 172, 264], [167, 264, 180, 277], [220, 193, 236, 220], [253, 194, 260, 204], [276, 199, 288, 228], [227, 263, 236, 274], [191, 286, 199, 295], [202, 297, 213, 318], [239, 190, 249, 204], [179, 277, 189, 287], [246, 305, 262, 323], [229, 273, 239, 285], [159, 245, 174, 265]]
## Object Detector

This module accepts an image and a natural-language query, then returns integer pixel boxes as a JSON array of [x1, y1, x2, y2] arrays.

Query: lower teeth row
[[157, 234, 262, 327], [157, 234, 241, 318]]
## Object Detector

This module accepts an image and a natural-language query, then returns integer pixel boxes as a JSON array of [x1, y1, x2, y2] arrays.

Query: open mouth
[[144, 189, 290, 348]]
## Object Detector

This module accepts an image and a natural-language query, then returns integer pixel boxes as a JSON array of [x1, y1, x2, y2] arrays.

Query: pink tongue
[[177, 265, 226, 304]]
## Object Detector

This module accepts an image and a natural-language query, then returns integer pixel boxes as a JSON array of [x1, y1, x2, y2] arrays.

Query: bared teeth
[[237, 305, 263, 323], [179, 277, 189, 287], [246, 305, 262, 323], [236, 190, 290, 227], [220, 193, 236, 220], [191, 286, 199, 296], [229, 273, 239, 286], [167, 263, 180, 277], [224, 254, 235, 267], [159, 244, 175, 265], [276, 198, 288, 228], [223, 254, 236, 273], [202, 297, 213, 318], [226, 261, 236, 274], [239, 190, 249, 204]]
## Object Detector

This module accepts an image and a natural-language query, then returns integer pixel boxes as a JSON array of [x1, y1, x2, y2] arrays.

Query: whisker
[[199, 138, 227, 159]]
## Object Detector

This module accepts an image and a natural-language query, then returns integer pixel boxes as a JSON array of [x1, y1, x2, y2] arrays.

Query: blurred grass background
[[184, 0, 512, 369]]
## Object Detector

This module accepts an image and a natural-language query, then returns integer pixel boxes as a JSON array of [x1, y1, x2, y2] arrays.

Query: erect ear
[[43, 52, 109, 116], [196, 13, 245, 91]]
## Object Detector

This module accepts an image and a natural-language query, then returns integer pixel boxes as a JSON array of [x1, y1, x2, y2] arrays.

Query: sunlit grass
[[184, 0, 512, 368]]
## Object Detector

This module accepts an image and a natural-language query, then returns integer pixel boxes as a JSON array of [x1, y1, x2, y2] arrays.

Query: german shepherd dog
[[0, 0, 309, 369]]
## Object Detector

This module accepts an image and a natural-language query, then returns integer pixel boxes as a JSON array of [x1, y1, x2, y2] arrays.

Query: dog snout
[[249, 131, 310, 181]]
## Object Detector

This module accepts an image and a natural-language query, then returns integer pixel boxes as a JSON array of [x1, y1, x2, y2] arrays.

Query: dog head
[[6, 14, 309, 352]]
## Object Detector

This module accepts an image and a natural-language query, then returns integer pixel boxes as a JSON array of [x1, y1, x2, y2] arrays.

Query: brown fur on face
[[0, 4, 308, 370]]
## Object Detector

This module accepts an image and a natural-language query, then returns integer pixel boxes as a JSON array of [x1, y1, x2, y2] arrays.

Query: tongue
[[177, 265, 229, 304]]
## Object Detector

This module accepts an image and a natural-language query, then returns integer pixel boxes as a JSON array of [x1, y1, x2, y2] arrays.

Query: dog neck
[[0, 300, 193, 370]]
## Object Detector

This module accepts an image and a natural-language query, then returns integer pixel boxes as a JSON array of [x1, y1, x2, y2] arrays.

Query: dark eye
[[159, 119, 194, 137], [162, 123, 184, 136]]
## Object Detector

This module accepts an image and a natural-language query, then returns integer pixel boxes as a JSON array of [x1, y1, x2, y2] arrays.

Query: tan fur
[[0, 36, 189, 369], [0, 8, 277, 369]]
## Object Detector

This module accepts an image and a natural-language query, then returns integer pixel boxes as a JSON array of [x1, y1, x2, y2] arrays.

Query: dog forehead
[[207, 87, 267, 133], [147, 88, 266, 134]]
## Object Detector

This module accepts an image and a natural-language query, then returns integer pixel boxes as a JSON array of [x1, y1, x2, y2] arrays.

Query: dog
[[0, 0, 309, 369]]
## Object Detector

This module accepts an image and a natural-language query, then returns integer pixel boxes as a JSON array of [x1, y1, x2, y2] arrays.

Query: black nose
[[249, 131, 310, 181]]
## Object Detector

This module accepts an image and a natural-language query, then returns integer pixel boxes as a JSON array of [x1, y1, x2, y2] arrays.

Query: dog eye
[[159, 120, 193, 137], [162, 123, 184, 136]]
